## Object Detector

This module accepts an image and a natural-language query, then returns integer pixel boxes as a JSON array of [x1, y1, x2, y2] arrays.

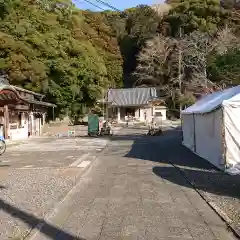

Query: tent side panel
[[223, 104, 240, 168], [182, 114, 195, 151], [195, 109, 224, 169]]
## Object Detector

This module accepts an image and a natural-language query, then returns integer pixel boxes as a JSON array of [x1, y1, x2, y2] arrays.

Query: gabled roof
[[0, 84, 56, 107], [182, 85, 240, 114], [12, 85, 44, 98], [107, 87, 157, 106]]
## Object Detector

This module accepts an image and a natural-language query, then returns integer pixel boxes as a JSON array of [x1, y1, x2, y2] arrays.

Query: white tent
[[182, 86, 240, 175]]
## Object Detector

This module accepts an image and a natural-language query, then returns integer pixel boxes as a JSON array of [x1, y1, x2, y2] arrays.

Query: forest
[[0, 0, 240, 119]]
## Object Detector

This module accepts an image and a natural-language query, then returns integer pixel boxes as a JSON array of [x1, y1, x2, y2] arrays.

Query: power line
[[73, 0, 105, 11], [94, 0, 122, 12], [75, 0, 124, 13], [74, 0, 128, 17]]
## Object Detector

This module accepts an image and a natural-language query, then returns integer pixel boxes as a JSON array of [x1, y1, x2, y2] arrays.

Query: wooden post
[[3, 105, 9, 139]]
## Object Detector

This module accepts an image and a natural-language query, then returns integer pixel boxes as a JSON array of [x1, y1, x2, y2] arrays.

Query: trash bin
[[88, 113, 99, 136]]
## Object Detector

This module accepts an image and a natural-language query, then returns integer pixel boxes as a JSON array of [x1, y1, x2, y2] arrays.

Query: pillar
[[139, 108, 144, 122], [42, 113, 46, 126], [28, 112, 32, 136], [117, 107, 120, 122], [3, 105, 9, 139], [30, 113, 35, 136], [106, 105, 108, 120], [21, 112, 25, 126], [40, 113, 46, 135]]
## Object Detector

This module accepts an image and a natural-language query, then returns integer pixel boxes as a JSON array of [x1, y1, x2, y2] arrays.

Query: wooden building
[[0, 79, 55, 140], [106, 88, 167, 123]]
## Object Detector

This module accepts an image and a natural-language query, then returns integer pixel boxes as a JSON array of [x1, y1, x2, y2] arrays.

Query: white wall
[[153, 106, 167, 121], [9, 128, 28, 140], [139, 107, 152, 122], [182, 114, 195, 151], [135, 109, 140, 119], [146, 107, 153, 122], [195, 109, 224, 169], [9, 113, 29, 140], [223, 104, 240, 168]]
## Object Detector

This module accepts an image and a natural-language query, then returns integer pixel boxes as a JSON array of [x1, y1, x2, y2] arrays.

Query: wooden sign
[[14, 105, 29, 111]]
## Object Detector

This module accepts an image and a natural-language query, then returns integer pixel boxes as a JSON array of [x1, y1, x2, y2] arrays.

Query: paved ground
[[153, 130, 240, 236], [0, 136, 109, 239], [25, 128, 236, 240], [2, 137, 108, 168]]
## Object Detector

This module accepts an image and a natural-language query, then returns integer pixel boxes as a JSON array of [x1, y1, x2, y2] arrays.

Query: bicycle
[[0, 136, 6, 155]]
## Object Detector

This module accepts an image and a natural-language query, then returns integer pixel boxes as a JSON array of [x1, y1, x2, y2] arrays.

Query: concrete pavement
[[0, 136, 109, 240], [27, 128, 236, 240], [2, 137, 108, 168]]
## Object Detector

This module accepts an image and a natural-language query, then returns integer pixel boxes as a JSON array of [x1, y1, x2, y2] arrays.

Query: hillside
[[0, 0, 240, 119], [0, 0, 123, 119]]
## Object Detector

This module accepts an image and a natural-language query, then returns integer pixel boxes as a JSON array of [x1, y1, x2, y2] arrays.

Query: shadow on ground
[[0, 164, 10, 167], [121, 127, 240, 200], [0, 199, 85, 240], [153, 166, 240, 199]]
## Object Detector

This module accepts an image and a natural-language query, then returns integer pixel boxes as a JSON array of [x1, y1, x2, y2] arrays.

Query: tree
[[208, 49, 240, 85], [0, 0, 124, 121], [134, 27, 238, 113], [114, 5, 164, 86], [163, 0, 230, 36]]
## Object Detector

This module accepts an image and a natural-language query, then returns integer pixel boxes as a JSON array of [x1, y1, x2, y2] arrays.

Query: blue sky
[[72, 0, 162, 11]]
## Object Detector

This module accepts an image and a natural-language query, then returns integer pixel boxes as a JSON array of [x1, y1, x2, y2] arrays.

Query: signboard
[[14, 105, 29, 111], [9, 123, 18, 130]]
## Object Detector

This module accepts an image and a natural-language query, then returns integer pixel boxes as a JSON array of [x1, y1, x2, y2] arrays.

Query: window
[[155, 112, 163, 117], [156, 88, 164, 97]]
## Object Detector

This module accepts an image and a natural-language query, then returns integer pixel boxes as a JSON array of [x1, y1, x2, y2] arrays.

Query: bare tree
[[181, 27, 238, 91], [134, 28, 237, 94], [151, 3, 172, 18], [134, 35, 178, 86], [134, 27, 238, 109]]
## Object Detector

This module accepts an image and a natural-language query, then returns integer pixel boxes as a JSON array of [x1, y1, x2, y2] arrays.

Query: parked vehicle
[[99, 120, 113, 136], [0, 135, 6, 155], [147, 120, 163, 136]]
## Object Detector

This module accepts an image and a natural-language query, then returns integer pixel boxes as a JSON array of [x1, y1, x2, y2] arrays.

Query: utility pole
[[178, 27, 182, 118], [204, 37, 208, 89], [102, 86, 105, 119]]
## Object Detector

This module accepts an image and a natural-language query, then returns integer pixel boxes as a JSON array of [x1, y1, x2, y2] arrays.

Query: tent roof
[[182, 85, 240, 114]]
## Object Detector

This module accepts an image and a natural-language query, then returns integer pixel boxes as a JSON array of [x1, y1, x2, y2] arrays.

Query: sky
[[72, 0, 163, 11]]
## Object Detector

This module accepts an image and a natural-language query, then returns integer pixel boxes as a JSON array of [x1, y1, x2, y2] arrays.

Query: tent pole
[[221, 108, 227, 169], [193, 113, 196, 152], [52, 107, 55, 121]]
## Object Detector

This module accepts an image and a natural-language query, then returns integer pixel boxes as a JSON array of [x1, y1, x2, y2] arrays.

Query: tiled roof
[[107, 88, 157, 106], [0, 84, 56, 107]]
